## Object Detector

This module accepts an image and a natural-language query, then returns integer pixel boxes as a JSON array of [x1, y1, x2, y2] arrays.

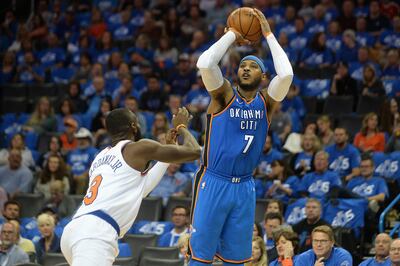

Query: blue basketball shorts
[[188, 166, 256, 265]]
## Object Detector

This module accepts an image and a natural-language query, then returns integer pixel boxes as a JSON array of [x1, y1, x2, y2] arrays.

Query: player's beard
[[238, 75, 262, 91]]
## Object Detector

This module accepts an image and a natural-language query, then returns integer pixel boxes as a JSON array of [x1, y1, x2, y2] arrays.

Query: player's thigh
[[189, 172, 230, 262], [71, 238, 117, 266], [218, 180, 255, 262]]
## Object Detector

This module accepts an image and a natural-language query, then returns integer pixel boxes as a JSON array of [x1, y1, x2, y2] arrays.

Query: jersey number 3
[[84, 175, 103, 205], [243, 135, 254, 154]]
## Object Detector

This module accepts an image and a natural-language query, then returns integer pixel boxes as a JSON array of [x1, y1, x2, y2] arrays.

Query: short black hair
[[172, 205, 190, 216], [4, 200, 21, 210], [264, 212, 283, 224], [105, 108, 136, 136]]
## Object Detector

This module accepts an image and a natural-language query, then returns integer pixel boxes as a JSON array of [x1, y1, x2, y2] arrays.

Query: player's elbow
[[196, 49, 214, 69], [269, 75, 293, 102]]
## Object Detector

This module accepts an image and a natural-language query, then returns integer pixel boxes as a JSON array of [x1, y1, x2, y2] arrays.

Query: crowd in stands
[[0, 0, 399, 265]]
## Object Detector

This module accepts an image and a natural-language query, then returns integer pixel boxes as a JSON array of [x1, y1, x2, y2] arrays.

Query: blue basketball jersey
[[202, 88, 269, 176]]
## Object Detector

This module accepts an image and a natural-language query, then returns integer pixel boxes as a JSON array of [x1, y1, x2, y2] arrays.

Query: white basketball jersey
[[74, 140, 146, 237]]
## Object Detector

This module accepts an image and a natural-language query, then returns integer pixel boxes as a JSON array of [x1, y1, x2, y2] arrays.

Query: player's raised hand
[[224, 27, 251, 46], [252, 8, 272, 38], [172, 107, 192, 128]]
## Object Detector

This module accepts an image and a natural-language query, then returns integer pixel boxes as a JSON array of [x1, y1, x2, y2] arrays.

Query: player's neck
[[237, 87, 257, 101]]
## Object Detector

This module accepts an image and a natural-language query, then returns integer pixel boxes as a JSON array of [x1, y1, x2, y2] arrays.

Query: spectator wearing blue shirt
[[263, 160, 299, 204], [356, 17, 376, 47], [359, 233, 392, 266], [37, 33, 66, 69], [16, 51, 45, 84], [379, 16, 400, 49], [288, 17, 310, 52], [158, 206, 190, 247], [255, 135, 283, 182], [140, 74, 168, 112], [291, 133, 320, 177], [389, 238, 400, 266], [67, 128, 97, 195], [338, 30, 359, 64], [299, 32, 334, 69], [296, 225, 352, 266], [0, 150, 33, 197], [167, 54, 197, 96], [382, 49, 400, 80], [150, 164, 190, 205], [326, 21, 342, 53], [276, 5, 296, 36], [346, 157, 388, 212], [85, 76, 111, 119], [112, 76, 138, 108], [124, 96, 147, 137], [349, 46, 381, 82], [0, 51, 16, 84], [305, 5, 328, 35], [299, 151, 342, 199], [325, 127, 361, 181], [263, 212, 283, 262]]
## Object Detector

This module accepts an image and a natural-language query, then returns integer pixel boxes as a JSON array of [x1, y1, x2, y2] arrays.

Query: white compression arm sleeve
[[266, 33, 294, 102], [196, 31, 236, 91], [142, 162, 169, 198]]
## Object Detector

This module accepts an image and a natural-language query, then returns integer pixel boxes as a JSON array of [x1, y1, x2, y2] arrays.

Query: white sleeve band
[[266, 33, 294, 102], [142, 162, 169, 198], [196, 31, 236, 91]]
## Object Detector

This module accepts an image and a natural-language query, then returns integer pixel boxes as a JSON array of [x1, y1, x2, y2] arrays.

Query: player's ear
[[261, 73, 267, 80]]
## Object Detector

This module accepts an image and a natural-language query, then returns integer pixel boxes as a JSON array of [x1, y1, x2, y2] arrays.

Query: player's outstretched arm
[[196, 28, 249, 113], [254, 9, 293, 102], [126, 108, 201, 168]]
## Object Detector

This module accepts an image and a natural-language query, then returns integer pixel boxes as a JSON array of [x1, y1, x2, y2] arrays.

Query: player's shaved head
[[106, 108, 138, 138]]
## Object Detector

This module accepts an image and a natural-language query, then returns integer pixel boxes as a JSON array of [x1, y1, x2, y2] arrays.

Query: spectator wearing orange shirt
[[59, 117, 78, 153], [354, 112, 385, 152]]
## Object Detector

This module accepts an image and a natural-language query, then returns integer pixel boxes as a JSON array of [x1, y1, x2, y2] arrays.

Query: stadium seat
[[42, 253, 67, 266], [322, 96, 354, 116], [2, 97, 28, 113], [118, 242, 133, 257], [255, 199, 270, 223], [136, 197, 163, 221], [337, 114, 363, 139], [28, 83, 57, 99], [113, 257, 135, 266], [2, 83, 27, 97], [140, 247, 179, 264], [123, 234, 158, 265], [356, 96, 386, 114], [301, 96, 318, 114], [163, 197, 192, 221], [14, 193, 45, 218], [139, 257, 184, 266]]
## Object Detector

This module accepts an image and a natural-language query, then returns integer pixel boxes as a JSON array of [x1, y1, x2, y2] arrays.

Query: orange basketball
[[227, 7, 262, 43]]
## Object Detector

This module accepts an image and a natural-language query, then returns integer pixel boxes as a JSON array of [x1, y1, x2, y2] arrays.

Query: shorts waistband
[[205, 167, 252, 183], [81, 210, 120, 236]]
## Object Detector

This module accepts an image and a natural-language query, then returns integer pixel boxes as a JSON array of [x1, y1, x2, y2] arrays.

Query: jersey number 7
[[84, 175, 103, 205], [243, 135, 254, 154]]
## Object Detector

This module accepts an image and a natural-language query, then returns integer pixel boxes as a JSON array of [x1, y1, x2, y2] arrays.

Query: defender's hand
[[172, 107, 192, 128]]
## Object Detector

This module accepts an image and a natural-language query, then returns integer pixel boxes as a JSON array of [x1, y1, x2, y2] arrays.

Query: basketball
[[227, 7, 262, 43]]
